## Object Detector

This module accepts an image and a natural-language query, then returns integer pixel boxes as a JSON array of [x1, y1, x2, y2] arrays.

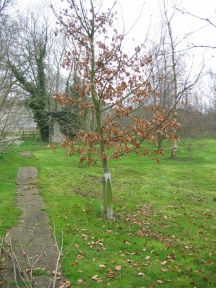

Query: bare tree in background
[[6, 10, 82, 142], [6, 14, 51, 141], [149, 1, 203, 158], [0, 0, 14, 15], [0, 0, 19, 152], [177, 7, 216, 50], [175, 7, 216, 138], [205, 71, 216, 136]]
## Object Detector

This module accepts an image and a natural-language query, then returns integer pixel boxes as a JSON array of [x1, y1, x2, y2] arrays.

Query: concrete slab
[[1, 167, 63, 287]]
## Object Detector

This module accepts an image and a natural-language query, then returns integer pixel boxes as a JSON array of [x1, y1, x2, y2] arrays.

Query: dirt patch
[[0, 167, 64, 288]]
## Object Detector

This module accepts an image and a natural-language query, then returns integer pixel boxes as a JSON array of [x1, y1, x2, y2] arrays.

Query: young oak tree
[[54, 0, 178, 220]]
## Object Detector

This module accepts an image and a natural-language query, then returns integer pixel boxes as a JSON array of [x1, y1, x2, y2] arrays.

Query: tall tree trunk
[[32, 103, 49, 142]]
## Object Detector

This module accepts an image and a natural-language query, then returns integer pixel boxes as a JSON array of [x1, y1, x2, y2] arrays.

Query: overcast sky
[[14, 0, 216, 92], [15, 0, 216, 52], [15, 0, 216, 44]]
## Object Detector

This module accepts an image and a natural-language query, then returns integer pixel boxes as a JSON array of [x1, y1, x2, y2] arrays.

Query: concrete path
[[1, 165, 62, 287]]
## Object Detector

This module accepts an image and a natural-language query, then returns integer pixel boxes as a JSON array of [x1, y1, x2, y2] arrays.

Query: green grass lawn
[[0, 139, 215, 287]]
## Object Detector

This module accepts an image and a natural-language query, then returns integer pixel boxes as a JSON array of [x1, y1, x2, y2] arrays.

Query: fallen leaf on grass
[[115, 265, 122, 271], [59, 279, 71, 288], [77, 254, 84, 259], [167, 254, 175, 260], [165, 241, 172, 248], [88, 239, 105, 249], [137, 272, 145, 277], [157, 280, 164, 284], [91, 274, 99, 280], [123, 240, 131, 245], [127, 259, 132, 264], [77, 279, 84, 285], [204, 260, 214, 266], [107, 269, 116, 279], [184, 245, 190, 249], [91, 275, 102, 282], [145, 256, 151, 261], [99, 264, 106, 269], [160, 261, 167, 265], [71, 261, 78, 267], [161, 268, 169, 272]]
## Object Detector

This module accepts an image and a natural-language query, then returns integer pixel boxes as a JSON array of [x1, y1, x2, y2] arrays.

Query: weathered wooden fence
[[20, 130, 40, 140]]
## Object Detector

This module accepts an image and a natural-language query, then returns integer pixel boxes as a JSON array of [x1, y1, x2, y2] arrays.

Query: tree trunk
[[164, 6, 179, 159], [88, 18, 113, 220], [170, 138, 177, 159], [157, 134, 163, 149], [39, 124, 49, 142], [101, 159, 113, 220]]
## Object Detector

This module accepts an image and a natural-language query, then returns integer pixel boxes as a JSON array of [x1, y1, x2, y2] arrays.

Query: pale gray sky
[[14, 0, 216, 85], [14, 0, 216, 41], [15, 0, 216, 54]]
